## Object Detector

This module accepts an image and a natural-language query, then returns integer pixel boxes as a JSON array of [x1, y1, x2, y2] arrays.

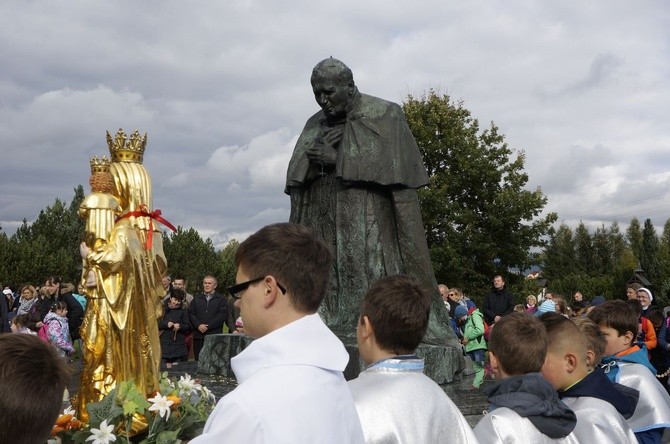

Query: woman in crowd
[[159, 289, 191, 368], [14, 284, 38, 316], [448, 288, 476, 319], [26, 285, 54, 333], [525, 294, 538, 314]]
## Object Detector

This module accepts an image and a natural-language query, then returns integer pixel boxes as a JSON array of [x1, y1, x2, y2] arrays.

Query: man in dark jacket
[[482, 275, 515, 325], [188, 275, 227, 359]]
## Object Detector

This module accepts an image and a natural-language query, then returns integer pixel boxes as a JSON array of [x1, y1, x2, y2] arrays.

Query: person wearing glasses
[[190, 223, 364, 444], [188, 275, 227, 360]]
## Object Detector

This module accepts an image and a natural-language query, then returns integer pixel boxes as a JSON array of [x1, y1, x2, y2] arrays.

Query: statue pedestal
[[197, 333, 465, 385], [197, 334, 254, 377]]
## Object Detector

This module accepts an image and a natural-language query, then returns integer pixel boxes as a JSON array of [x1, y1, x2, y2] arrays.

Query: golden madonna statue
[[78, 130, 168, 424]]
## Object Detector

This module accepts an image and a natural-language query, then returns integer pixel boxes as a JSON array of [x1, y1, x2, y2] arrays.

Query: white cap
[[2, 289, 12, 295]]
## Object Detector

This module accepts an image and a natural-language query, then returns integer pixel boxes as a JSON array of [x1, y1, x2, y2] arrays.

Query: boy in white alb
[[349, 275, 477, 443], [190, 223, 364, 444]]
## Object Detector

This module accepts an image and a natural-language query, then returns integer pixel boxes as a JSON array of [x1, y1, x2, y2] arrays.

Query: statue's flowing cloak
[[286, 93, 451, 341], [78, 162, 166, 423]]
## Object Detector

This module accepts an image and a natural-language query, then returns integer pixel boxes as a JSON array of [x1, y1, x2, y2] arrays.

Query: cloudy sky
[[1, 1, 669, 248]]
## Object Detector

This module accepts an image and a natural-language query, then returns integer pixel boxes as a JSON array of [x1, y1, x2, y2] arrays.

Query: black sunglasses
[[227, 276, 286, 299]]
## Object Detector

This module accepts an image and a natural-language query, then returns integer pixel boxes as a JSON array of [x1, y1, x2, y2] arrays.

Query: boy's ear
[[623, 330, 635, 345], [565, 352, 578, 373], [585, 349, 596, 369], [359, 315, 373, 341], [489, 351, 501, 379]]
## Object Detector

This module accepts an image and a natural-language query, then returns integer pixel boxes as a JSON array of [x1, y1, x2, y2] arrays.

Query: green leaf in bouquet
[[87, 388, 124, 427]]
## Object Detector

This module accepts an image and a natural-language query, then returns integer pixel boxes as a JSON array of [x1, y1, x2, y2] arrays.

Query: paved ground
[[68, 357, 490, 429]]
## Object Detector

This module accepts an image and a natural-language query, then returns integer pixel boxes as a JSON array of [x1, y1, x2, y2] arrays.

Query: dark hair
[[588, 300, 638, 339], [235, 223, 332, 313], [647, 309, 664, 327], [46, 276, 63, 295], [51, 300, 68, 312], [360, 275, 430, 355], [13, 314, 29, 327], [625, 299, 642, 317], [0, 334, 70, 444], [169, 288, 185, 302], [488, 312, 547, 375]]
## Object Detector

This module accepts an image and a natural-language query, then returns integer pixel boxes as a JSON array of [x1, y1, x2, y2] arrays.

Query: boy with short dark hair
[[192, 223, 364, 443], [0, 333, 71, 444], [349, 275, 477, 443], [474, 312, 578, 443], [539, 312, 637, 442], [589, 300, 670, 444]]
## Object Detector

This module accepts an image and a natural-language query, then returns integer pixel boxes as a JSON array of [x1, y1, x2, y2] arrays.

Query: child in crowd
[[159, 289, 191, 368], [513, 304, 526, 313], [348, 275, 478, 443], [474, 312, 578, 443], [454, 304, 488, 390], [535, 298, 556, 317], [571, 316, 607, 370], [43, 301, 75, 358], [589, 300, 670, 444], [539, 312, 637, 442], [10, 314, 36, 335], [626, 299, 657, 352]]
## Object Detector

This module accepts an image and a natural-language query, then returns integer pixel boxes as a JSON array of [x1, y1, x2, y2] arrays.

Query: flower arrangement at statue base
[[49, 373, 216, 444]]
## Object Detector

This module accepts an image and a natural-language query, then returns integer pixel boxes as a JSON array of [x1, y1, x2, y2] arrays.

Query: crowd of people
[[3, 225, 670, 443], [439, 277, 670, 443]]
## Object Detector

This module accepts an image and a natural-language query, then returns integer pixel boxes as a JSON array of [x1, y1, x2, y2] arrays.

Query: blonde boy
[[539, 312, 637, 442]]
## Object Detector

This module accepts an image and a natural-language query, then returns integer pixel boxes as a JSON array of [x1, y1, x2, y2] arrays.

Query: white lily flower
[[148, 392, 174, 420], [62, 405, 76, 416], [86, 419, 116, 444], [200, 385, 216, 402], [177, 374, 202, 397]]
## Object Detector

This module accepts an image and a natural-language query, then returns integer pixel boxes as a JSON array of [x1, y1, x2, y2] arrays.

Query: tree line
[[541, 218, 670, 308], [0, 91, 656, 308]]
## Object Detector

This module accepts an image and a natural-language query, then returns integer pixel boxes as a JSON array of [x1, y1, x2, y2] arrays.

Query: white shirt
[[190, 313, 365, 444]]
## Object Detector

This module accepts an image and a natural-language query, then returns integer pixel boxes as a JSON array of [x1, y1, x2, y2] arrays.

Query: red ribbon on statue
[[115, 204, 177, 250]]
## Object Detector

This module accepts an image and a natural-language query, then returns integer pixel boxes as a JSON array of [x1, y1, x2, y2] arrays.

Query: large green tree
[[403, 90, 557, 298]]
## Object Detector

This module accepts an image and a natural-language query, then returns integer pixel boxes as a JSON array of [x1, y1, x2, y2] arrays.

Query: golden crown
[[106, 128, 147, 163], [89, 155, 111, 174]]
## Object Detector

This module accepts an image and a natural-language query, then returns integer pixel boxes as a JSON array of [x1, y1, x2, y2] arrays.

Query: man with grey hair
[[286, 58, 452, 342]]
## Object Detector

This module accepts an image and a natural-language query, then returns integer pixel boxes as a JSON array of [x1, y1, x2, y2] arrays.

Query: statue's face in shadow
[[311, 77, 352, 120]]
